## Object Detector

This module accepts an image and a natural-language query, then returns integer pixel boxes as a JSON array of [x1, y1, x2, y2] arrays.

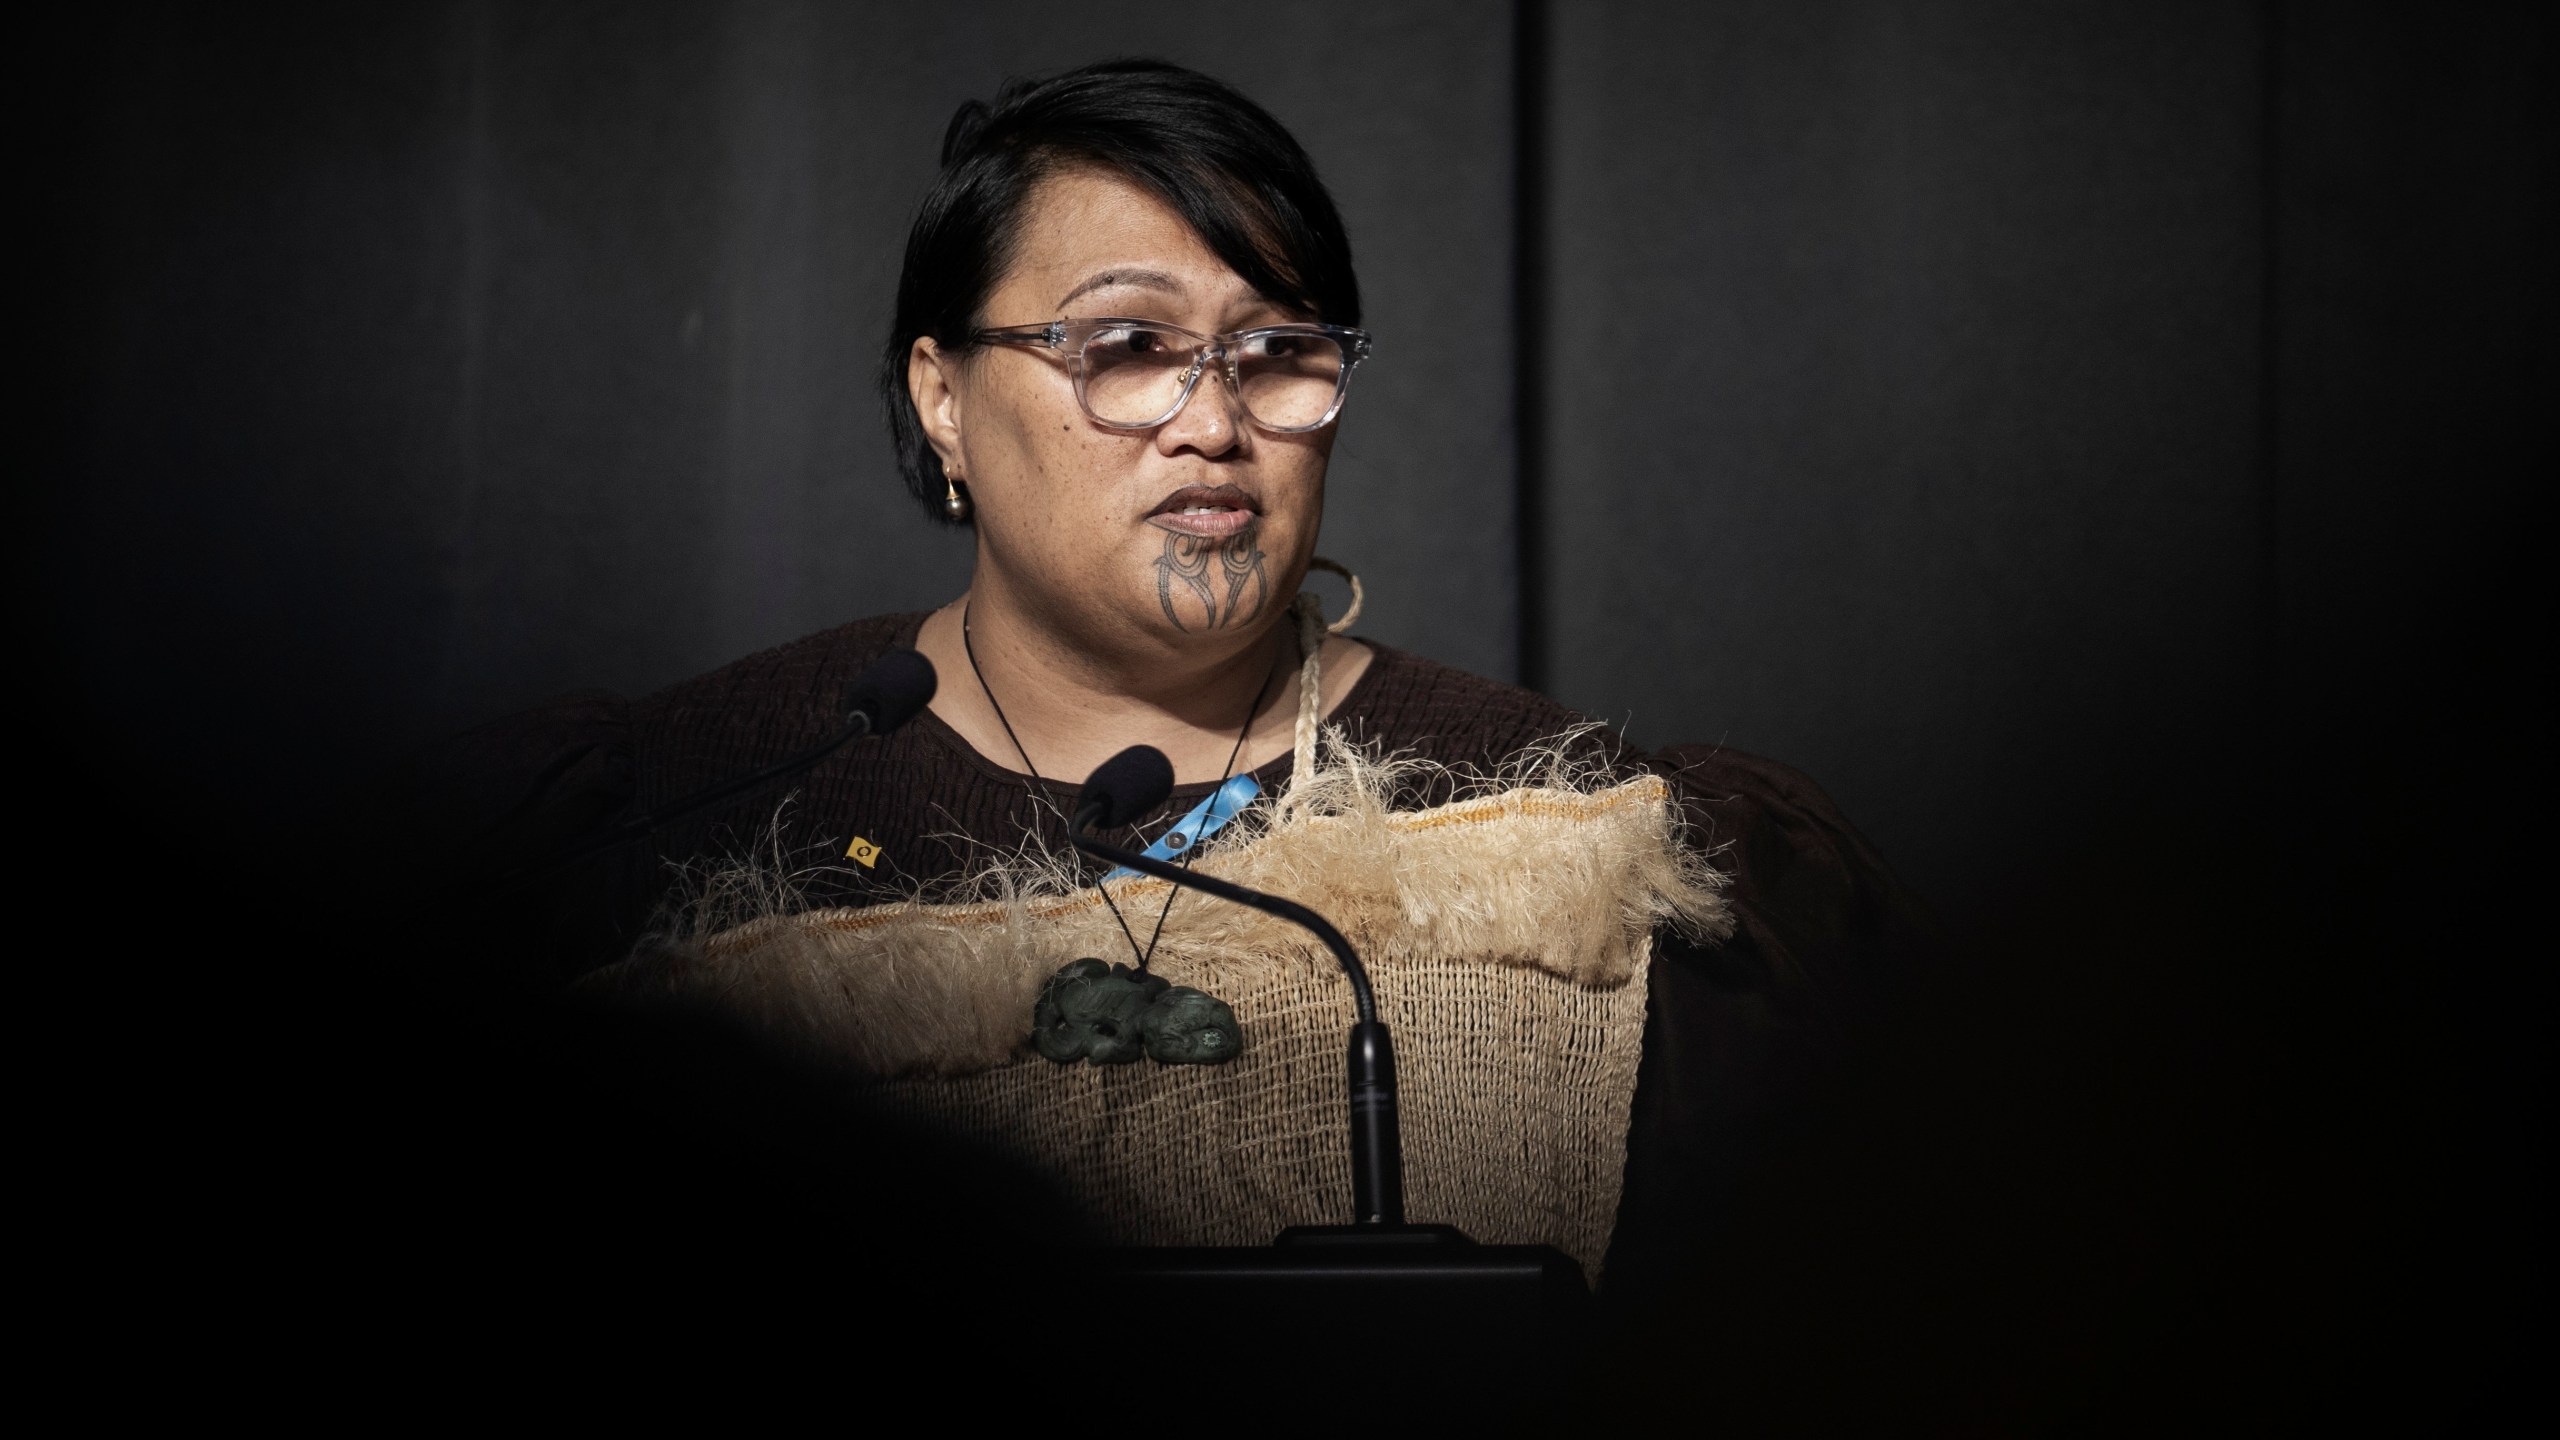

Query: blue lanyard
[[1103, 773, 1262, 884]]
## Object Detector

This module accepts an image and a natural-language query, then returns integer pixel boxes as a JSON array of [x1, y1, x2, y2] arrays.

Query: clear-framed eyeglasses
[[972, 317, 1374, 434]]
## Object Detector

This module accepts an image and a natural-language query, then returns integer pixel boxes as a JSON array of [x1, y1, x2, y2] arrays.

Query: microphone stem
[[1068, 829, 1403, 1224], [1066, 832, 1375, 1025]]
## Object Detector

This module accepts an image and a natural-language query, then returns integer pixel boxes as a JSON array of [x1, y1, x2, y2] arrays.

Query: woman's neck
[[913, 582, 1299, 789]]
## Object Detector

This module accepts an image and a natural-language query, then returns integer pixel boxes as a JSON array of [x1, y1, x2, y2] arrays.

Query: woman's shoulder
[[1333, 649, 1936, 984], [1329, 645, 1880, 860], [626, 613, 927, 779], [1646, 741, 1941, 999], [1335, 643, 1628, 773], [636, 613, 925, 729], [1332, 648, 1872, 845], [1648, 742, 1869, 848]]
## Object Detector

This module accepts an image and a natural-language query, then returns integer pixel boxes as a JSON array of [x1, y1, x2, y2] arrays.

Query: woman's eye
[[1094, 327, 1176, 358]]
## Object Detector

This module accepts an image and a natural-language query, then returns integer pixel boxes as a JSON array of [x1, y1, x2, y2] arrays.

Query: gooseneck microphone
[[1071, 744, 1405, 1227], [504, 647, 937, 886]]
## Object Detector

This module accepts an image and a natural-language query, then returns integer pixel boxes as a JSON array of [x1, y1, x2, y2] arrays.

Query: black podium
[[1079, 1227, 1592, 1424]]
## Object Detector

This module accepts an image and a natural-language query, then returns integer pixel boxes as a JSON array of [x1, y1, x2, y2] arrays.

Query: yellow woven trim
[[702, 773, 1671, 956], [1389, 773, 1665, 833]]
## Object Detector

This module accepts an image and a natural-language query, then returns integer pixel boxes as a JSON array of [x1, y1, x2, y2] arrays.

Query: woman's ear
[[908, 336, 967, 478]]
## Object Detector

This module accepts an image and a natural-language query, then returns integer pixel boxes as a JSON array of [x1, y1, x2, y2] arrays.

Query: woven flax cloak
[[588, 597, 1730, 1276]]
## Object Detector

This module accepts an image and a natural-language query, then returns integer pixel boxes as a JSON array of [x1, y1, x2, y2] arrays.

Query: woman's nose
[[1153, 352, 1249, 459]]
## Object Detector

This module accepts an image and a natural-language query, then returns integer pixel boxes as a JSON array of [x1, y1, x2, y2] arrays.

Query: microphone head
[[845, 648, 937, 735], [1078, 745, 1174, 830]]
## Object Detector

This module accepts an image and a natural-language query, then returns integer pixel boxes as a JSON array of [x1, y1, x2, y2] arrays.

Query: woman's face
[[911, 169, 1336, 652]]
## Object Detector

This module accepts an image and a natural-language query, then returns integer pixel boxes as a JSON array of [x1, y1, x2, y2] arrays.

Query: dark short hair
[[879, 58, 1362, 526]]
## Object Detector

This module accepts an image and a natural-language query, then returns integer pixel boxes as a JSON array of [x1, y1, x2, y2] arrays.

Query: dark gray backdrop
[[33, 2, 2547, 1415]]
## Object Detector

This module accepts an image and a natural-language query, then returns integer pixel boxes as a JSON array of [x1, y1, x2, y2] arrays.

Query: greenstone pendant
[[1033, 959, 1242, 1066]]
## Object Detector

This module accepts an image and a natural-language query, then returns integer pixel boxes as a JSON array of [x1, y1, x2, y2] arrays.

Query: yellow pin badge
[[844, 835, 883, 868]]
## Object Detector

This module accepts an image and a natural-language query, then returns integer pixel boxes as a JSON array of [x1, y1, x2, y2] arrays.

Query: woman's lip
[[1146, 507, 1259, 539]]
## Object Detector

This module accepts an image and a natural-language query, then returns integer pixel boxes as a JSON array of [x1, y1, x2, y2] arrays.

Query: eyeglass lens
[[1080, 324, 1346, 429]]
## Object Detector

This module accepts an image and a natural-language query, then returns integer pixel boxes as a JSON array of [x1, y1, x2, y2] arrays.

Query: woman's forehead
[[998, 170, 1273, 319]]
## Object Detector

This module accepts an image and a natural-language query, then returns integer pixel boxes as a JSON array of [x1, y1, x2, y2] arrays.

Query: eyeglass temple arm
[[971, 321, 1067, 348]]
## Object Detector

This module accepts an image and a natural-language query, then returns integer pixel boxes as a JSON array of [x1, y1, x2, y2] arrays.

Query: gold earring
[[943, 475, 972, 522]]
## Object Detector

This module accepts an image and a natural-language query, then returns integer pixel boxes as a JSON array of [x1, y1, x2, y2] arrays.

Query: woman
[[605, 60, 1639, 924], [423, 59, 1933, 1304]]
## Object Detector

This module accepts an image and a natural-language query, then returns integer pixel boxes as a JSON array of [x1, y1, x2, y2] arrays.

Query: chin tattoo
[[1156, 529, 1270, 632]]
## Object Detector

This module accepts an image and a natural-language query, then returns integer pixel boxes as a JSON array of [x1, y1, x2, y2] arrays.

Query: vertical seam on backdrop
[[2256, 0, 2286, 711], [1511, 0, 1551, 695]]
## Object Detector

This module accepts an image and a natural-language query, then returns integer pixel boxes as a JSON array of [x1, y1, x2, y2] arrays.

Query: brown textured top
[[628, 611, 1632, 908]]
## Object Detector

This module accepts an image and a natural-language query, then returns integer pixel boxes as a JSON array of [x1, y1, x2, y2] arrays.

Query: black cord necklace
[[962, 600, 1276, 974]]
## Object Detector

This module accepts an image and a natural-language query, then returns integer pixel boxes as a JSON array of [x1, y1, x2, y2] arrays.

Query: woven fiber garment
[[596, 738, 1731, 1276], [877, 937, 1651, 1274]]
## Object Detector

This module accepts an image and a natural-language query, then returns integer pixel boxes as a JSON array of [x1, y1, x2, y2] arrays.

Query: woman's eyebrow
[[1053, 267, 1184, 310]]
